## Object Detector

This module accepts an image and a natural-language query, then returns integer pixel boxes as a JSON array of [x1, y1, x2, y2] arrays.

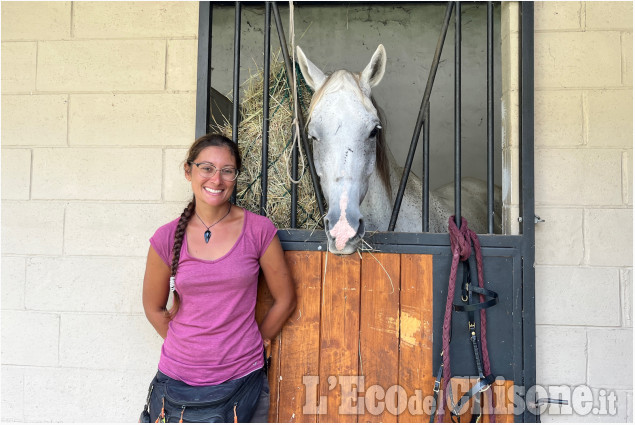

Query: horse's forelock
[[306, 71, 376, 126]]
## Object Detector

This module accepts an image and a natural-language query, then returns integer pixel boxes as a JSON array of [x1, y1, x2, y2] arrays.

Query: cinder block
[[535, 32, 622, 88], [536, 326, 587, 386], [59, 313, 163, 370], [1, 149, 31, 200], [535, 91, 583, 147], [587, 90, 633, 148], [501, 2, 519, 36], [535, 149, 623, 206], [23, 366, 158, 422], [623, 32, 633, 86], [1, 366, 24, 422], [1, 1, 71, 41], [502, 146, 520, 206], [624, 150, 633, 206], [64, 202, 184, 257], [586, 2, 633, 30], [1, 94, 68, 146], [542, 387, 629, 422], [1, 311, 59, 366], [534, 2, 582, 31], [1, 201, 65, 255], [593, 389, 630, 423], [31, 147, 162, 201], [628, 391, 633, 423], [501, 32, 519, 94], [502, 204, 520, 236], [73, 2, 198, 38], [536, 266, 620, 326], [164, 148, 192, 202], [621, 269, 633, 327], [1, 256, 26, 310], [167, 39, 198, 91], [588, 328, 633, 389], [501, 92, 520, 149], [1, 42, 37, 93], [37, 40, 166, 92], [26, 256, 146, 314], [535, 208, 584, 265], [585, 209, 633, 267], [69, 94, 195, 147]]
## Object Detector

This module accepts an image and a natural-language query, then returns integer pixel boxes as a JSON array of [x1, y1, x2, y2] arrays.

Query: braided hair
[[165, 133, 241, 318]]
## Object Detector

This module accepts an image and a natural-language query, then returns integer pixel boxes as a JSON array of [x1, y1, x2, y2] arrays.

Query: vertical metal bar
[[291, 126, 299, 228], [388, 1, 454, 231], [232, 2, 242, 141], [260, 2, 272, 216], [454, 1, 461, 228], [195, 2, 213, 139], [271, 2, 326, 218], [422, 104, 430, 232], [231, 2, 242, 203], [487, 1, 495, 233], [520, 2, 536, 422]]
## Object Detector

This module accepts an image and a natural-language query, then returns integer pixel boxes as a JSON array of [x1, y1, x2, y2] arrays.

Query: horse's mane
[[306, 70, 392, 196]]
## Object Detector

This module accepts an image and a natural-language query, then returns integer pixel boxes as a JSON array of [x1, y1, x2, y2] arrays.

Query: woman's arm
[[142, 246, 172, 339], [258, 235, 297, 341]]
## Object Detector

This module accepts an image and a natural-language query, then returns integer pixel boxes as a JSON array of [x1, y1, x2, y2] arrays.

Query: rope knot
[[448, 216, 475, 261]]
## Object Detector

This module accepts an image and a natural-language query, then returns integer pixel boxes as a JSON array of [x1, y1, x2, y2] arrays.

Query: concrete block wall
[[532, 2, 633, 422], [1, 2, 199, 421]]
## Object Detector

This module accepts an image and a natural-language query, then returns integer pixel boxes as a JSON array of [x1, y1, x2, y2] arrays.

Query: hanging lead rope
[[284, 0, 306, 185], [432, 216, 499, 423]]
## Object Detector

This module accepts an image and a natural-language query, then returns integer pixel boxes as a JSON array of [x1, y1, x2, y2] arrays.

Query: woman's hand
[[142, 246, 172, 339], [258, 236, 297, 341]]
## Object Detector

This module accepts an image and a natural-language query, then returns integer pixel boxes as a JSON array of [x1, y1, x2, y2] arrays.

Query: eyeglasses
[[188, 161, 240, 182]]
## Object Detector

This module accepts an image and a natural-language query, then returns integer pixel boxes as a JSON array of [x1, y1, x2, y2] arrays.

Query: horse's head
[[297, 45, 387, 255]]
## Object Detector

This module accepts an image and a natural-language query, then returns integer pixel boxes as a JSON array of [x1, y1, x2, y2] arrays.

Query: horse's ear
[[361, 44, 386, 88], [296, 46, 327, 91]]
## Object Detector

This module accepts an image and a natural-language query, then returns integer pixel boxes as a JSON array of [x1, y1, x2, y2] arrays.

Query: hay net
[[216, 55, 323, 231]]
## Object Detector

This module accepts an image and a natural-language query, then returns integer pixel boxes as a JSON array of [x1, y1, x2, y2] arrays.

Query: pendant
[[204, 230, 211, 243]]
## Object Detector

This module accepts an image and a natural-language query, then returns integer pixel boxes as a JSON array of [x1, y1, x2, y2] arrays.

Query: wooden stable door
[[256, 251, 514, 423]]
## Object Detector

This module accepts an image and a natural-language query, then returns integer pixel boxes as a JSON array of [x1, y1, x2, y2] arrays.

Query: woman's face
[[186, 146, 238, 208]]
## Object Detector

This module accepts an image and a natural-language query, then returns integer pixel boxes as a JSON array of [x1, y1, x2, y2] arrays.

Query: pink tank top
[[149, 209, 277, 386]]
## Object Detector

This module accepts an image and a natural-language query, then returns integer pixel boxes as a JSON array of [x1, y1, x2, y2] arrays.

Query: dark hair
[[165, 133, 241, 318]]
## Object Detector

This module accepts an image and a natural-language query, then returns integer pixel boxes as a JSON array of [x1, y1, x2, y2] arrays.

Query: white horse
[[297, 44, 501, 255]]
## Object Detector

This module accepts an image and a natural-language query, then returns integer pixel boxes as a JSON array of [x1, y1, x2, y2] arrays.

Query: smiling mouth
[[204, 187, 223, 194]]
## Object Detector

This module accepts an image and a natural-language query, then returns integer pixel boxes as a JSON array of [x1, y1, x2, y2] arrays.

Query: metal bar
[[454, 1, 461, 228], [291, 126, 299, 228], [271, 1, 326, 218], [423, 104, 430, 232], [388, 1, 455, 231], [260, 2, 272, 216], [232, 2, 241, 142], [520, 2, 536, 422], [231, 2, 242, 203], [487, 1, 495, 233], [195, 1, 213, 139]]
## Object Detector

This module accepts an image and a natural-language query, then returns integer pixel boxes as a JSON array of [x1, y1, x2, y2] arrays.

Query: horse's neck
[[360, 165, 394, 231], [361, 149, 426, 232]]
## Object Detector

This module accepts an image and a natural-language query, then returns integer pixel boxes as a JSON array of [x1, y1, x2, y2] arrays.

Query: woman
[[141, 133, 296, 422]]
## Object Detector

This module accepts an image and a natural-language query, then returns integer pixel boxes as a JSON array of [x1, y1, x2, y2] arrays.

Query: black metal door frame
[[194, 2, 535, 421]]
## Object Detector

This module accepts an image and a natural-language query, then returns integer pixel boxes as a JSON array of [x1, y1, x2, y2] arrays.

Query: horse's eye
[[369, 126, 380, 138]]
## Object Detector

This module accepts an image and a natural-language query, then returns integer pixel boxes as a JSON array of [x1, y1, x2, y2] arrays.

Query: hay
[[218, 53, 323, 230]]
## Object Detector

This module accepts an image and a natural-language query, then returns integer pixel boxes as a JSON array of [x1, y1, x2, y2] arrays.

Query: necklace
[[194, 204, 232, 243]]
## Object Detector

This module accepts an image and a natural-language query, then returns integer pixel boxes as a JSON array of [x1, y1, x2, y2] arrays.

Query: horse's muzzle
[[324, 217, 365, 255]]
